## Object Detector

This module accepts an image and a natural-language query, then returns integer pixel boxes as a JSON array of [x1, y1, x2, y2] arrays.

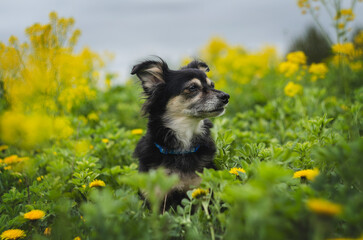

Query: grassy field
[[0, 7, 363, 240]]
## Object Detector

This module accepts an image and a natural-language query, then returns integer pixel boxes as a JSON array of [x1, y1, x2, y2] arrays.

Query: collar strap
[[154, 142, 200, 155]]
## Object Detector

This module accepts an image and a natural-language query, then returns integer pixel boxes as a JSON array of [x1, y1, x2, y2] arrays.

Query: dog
[[131, 57, 229, 210]]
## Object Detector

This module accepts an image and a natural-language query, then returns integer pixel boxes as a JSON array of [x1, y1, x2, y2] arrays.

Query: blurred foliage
[[1, 9, 363, 240], [287, 25, 332, 64]]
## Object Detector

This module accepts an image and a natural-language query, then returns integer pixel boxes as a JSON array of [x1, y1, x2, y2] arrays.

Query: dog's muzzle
[[217, 92, 230, 105]]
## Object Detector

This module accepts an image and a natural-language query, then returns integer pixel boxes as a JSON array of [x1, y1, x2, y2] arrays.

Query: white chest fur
[[163, 116, 205, 149]]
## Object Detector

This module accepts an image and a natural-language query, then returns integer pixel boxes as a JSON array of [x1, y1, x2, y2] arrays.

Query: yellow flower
[[293, 169, 319, 181], [36, 176, 44, 182], [2, 155, 26, 166], [306, 198, 342, 216], [202, 37, 228, 58], [0, 13, 105, 150], [0, 229, 26, 240], [229, 167, 246, 176], [87, 112, 99, 121], [284, 81, 303, 97], [332, 42, 355, 55], [4, 166, 12, 170], [340, 9, 353, 16], [309, 63, 328, 82], [287, 51, 307, 65], [340, 9, 355, 21], [278, 61, 299, 77], [23, 210, 46, 220], [43, 227, 51, 236], [0, 145, 8, 151], [297, 0, 309, 8], [74, 140, 90, 156], [89, 179, 106, 188], [0, 112, 73, 149], [131, 129, 143, 135], [191, 188, 209, 199], [3, 155, 19, 165], [101, 138, 109, 143], [74, 237, 81, 240]]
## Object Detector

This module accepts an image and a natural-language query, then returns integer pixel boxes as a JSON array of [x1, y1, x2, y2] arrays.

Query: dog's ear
[[131, 59, 167, 94], [182, 60, 210, 72]]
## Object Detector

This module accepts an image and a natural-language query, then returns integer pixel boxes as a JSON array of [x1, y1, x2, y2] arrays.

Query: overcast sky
[[1, 0, 363, 83]]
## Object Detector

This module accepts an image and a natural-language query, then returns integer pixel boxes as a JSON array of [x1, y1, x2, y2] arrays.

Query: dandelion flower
[[307, 198, 342, 216], [229, 167, 246, 176], [43, 228, 51, 236], [131, 129, 143, 135], [191, 188, 209, 199], [24, 210, 46, 220], [101, 138, 109, 143], [89, 179, 106, 188], [3, 155, 19, 165], [293, 169, 319, 181], [0, 229, 26, 240], [74, 237, 81, 240]]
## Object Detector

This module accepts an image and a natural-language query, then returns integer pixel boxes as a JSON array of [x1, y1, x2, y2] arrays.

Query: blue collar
[[154, 142, 200, 155]]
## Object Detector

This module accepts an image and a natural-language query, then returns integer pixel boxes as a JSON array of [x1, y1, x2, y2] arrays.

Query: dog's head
[[131, 57, 229, 119]]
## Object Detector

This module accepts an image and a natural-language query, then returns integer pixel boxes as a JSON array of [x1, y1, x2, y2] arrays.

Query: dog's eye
[[188, 85, 198, 92]]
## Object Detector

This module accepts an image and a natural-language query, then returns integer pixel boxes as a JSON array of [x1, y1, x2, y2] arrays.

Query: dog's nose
[[219, 92, 230, 104]]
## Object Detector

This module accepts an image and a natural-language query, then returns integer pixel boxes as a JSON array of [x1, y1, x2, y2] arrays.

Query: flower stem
[[202, 201, 215, 240]]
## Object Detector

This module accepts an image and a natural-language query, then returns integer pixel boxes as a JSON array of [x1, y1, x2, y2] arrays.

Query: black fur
[[131, 57, 229, 210]]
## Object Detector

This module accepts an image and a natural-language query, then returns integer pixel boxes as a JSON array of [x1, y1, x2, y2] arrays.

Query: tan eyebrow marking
[[186, 78, 202, 88]]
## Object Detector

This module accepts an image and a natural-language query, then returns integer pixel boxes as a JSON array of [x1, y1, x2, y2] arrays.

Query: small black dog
[[131, 57, 229, 209]]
